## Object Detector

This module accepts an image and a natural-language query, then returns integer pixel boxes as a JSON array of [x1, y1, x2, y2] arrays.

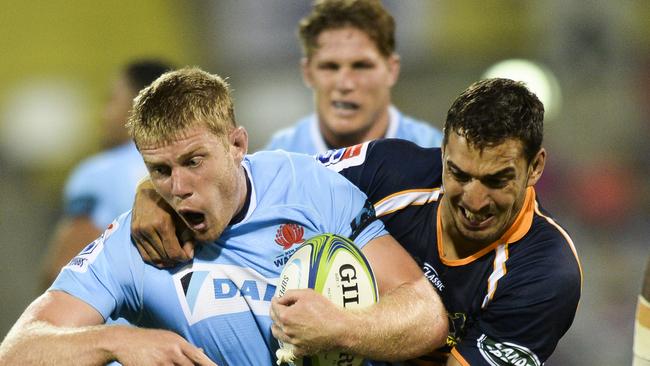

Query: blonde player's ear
[[229, 127, 248, 161]]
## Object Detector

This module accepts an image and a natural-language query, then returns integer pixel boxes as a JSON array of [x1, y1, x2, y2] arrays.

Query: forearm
[[0, 320, 121, 365], [340, 276, 448, 360]]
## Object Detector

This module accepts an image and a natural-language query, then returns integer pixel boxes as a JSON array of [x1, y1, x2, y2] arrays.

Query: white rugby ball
[[275, 233, 378, 366]]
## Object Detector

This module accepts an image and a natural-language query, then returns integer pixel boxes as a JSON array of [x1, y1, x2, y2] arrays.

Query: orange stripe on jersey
[[450, 348, 471, 366], [438, 187, 536, 266], [374, 188, 442, 217], [533, 201, 584, 287]]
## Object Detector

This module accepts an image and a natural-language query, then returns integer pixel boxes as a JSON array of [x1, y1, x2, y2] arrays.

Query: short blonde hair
[[127, 67, 236, 148]]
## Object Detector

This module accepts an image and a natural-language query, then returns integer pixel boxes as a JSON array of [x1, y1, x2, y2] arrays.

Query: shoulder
[[264, 115, 314, 152], [65, 144, 142, 191], [246, 150, 334, 188], [395, 110, 444, 148], [323, 139, 442, 181], [317, 139, 443, 204], [61, 212, 135, 274], [528, 207, 582, 282], [506, 208, 582, 300]]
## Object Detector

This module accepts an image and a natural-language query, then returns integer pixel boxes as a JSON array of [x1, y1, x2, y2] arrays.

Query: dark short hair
[[124, 60, 175, 92], [443, 78, 545, 163], [298, 0, 395, 58]]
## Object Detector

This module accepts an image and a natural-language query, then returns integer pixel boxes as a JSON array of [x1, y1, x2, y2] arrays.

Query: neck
[[228, 166, 251, 226]]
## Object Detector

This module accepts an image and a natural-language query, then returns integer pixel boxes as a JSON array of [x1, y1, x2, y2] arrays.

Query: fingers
[[183, 346, 217, 366], [131, 228, 166, 267]]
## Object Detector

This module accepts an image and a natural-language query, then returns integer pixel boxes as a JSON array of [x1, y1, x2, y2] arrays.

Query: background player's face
[[302, 26, 399, 147], [140, 124, 248, 242], [102, 73, 136, 148], [441, 132, 544, 245]]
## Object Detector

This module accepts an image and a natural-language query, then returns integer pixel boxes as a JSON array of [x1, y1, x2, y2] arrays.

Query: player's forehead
[[444, 134, 526, 175], [139, 125, 220, 162], [311, 26, 383, 60]]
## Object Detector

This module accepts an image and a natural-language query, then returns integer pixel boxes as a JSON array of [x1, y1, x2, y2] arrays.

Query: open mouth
[[332, 101, 359, 111], [459, 207, 493, 228], [179, 209, 207, 231]]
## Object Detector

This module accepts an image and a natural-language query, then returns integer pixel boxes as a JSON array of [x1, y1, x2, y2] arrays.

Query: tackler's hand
[[130, 177, 195, 267], [270, 289, 349, 358]]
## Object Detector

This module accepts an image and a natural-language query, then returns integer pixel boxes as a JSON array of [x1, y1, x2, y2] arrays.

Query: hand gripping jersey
[[64, 141, 147, 228], [51, 150, 386, 366], [265, 106, 443, 154], [319, 139, 583, 366]]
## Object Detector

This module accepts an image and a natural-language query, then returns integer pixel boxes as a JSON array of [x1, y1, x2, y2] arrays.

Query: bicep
[[15, 291, 104, 329], [361, 234, 423, 295]]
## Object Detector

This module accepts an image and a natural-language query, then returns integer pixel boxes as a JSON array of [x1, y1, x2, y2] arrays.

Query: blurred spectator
[[264, 0, 442, 154], [40, 60, 173, 288]]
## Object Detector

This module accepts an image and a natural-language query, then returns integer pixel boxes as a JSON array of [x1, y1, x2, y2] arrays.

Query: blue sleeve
[[63, 160, 114, 228], [63, 162, 100, 218], [296, 154, 387, 249], [50, 213, 144, 322]]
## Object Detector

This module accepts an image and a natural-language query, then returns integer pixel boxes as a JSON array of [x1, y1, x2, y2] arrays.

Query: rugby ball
[[275, 233, 378, 366]]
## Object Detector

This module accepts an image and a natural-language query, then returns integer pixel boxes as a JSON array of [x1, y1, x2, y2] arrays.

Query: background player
[[40, 59, 173, 287], [0, 67, 447, 365], [129, 78, 582, 365], [635, 254, 650, 365], [265, 0, 443, 154]]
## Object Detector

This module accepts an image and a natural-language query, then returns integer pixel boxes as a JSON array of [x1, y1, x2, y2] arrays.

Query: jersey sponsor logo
[[65, 219, 119, 273], [273, 247, 299, 268], [477, 334, 541, 366], [173, 263, 277, 325], [423, 262, 445, 291], [275, 223, 305, 249], [317, 142, 369, 172]]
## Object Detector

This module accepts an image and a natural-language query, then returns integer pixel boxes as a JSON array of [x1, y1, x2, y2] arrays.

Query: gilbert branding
[[477, 334, 541, 366], [173, 263, 277, 325]]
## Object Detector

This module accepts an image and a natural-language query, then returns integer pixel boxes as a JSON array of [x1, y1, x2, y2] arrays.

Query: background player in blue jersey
[[127, 78, 582, 365], [40, 59, 173, 287], [0, 67, 447, 365], [264, 0, 443, 154]]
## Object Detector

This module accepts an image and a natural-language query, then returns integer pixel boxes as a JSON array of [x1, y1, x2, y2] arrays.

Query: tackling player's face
[[440, 132, 545, 246], [302, 26, 400, 148], [140, 124, 248, 242]]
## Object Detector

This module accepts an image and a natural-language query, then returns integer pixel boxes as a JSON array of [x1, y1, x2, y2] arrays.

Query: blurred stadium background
[[1, 1, 648, 364]]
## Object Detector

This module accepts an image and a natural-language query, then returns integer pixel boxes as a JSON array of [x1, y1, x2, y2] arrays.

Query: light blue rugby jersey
[[265, 106, 443, 154], [51, 150, 387, 366], [64, 141, 147, 228]]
